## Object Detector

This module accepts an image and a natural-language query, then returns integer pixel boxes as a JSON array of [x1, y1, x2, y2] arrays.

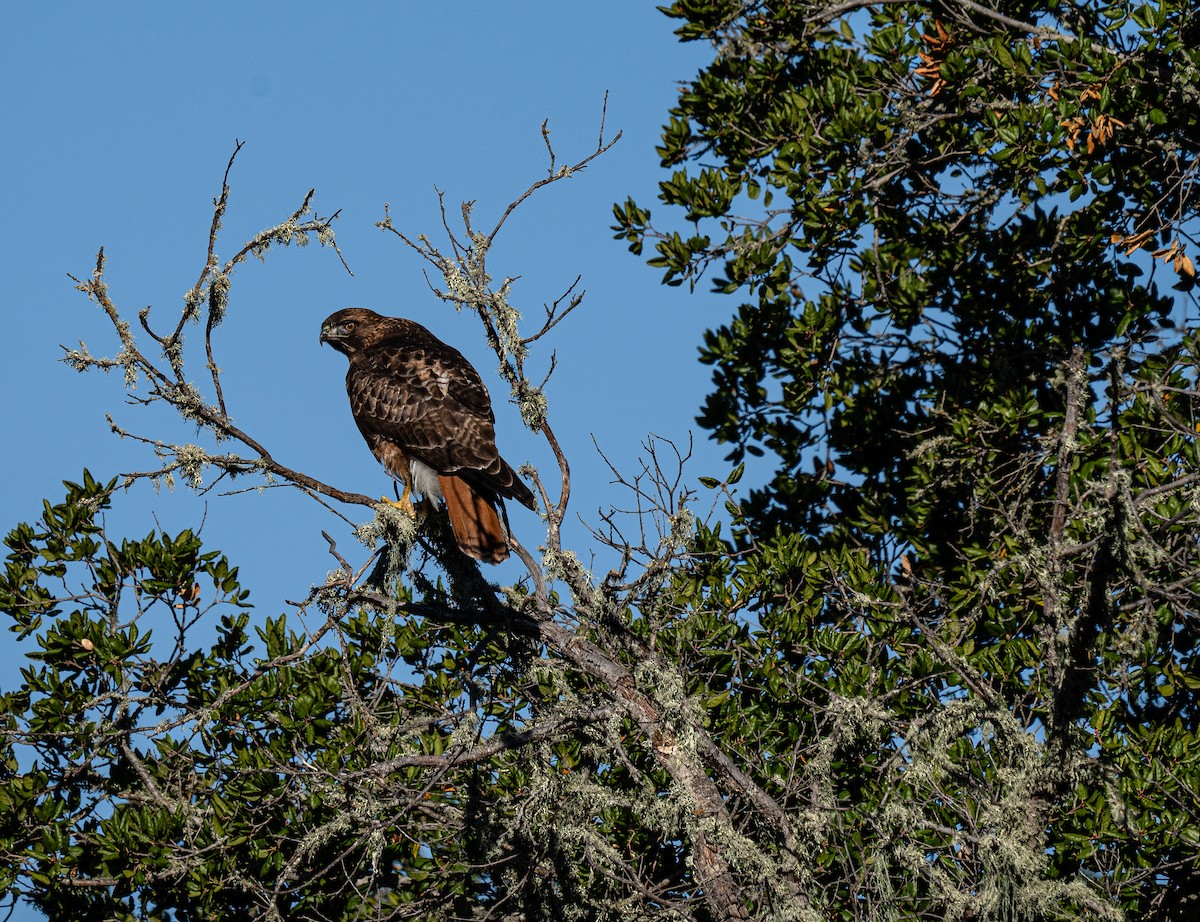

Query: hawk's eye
[[343, 321, 357, 332]]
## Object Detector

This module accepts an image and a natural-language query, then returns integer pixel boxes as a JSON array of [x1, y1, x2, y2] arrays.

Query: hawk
[[320, 307, 536, 563]]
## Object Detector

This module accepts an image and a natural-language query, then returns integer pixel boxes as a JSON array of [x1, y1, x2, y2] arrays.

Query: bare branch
[[486, 94, 621, 249]]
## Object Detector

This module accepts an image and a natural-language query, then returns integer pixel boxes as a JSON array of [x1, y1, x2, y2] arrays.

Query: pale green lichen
[[207, 272, 230, 323], [173, 443, 209, 489], [315, 222, 337, 247], [61, 340, 136, 388], [162, 337, 184, 371], [112, 318, 135, 349], [446, 711, 480, 750], [182, 286, 204, 322], [440, 258, 475, 305], [355, 502, 417, 549], [513, 380, 547, 430], [884, 697, 1118, 921], [490, 276, 526, 363], [353, 502, 417, 588], [666, 504, 696, 553]]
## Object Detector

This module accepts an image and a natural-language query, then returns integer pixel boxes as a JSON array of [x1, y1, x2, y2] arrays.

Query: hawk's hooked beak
[[319, 324, 343, 347], [320, 316, 358, 354]]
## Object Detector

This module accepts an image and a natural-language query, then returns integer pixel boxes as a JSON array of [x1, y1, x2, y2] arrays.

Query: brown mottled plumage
[[320, 308, 535, 563]]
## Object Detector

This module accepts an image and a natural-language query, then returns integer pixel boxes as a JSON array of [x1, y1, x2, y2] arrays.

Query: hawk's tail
[[439, 474, 511, 564]]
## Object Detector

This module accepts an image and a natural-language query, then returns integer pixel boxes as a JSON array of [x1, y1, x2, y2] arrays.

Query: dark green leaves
[[624, 0, 1200, 917]]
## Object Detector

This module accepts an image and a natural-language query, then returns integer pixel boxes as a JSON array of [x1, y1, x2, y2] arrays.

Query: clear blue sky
[[1, 5, 735, 914]]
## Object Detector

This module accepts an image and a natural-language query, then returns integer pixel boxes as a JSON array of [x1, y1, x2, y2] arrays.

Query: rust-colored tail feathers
[[439, 475, 512, 564]]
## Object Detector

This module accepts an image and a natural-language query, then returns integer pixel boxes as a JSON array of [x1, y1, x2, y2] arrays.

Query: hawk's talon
[[381, 482, 415, 517]]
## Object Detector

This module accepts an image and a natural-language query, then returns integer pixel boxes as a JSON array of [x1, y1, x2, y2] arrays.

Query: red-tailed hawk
[[320, 307, 536, 563]]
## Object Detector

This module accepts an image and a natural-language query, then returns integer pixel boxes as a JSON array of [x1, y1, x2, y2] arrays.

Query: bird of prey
[[320, 307, 535, 563]]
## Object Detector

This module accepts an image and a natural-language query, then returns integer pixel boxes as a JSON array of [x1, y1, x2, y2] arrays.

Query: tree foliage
[[3, 2, 1200, 920], [612, 0, 1200, 918]]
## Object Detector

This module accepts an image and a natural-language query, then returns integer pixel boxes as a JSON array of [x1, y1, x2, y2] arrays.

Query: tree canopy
[[3, 2, 1200, 920], [614, 0, 1200, 917]]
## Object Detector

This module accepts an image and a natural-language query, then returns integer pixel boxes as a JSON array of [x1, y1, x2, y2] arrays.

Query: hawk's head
[[319, 307, 385, 355]]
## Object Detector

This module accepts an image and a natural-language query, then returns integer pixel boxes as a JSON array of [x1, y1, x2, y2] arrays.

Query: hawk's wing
[[347, 337, 516, 491]]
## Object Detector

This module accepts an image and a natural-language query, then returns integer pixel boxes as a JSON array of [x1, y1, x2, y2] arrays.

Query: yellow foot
[[380, 494, 415, 517], [380, 480, 415, 517]]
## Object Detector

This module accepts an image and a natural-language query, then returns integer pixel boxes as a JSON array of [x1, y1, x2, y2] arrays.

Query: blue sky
[[1, 5, 735, 913]]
